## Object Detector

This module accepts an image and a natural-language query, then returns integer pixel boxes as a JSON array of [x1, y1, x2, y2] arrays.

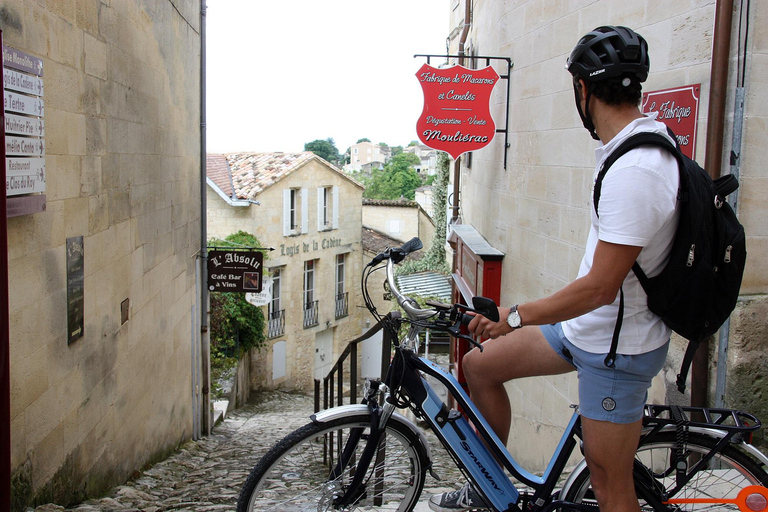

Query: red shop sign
[[641, 84, 701, 160], [415, 63, 499, 159]]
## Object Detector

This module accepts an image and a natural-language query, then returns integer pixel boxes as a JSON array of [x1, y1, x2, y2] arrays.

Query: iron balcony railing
[[268, 309, 285, 338], [335, 292, 349, 319], [303, 300, 319, 328]]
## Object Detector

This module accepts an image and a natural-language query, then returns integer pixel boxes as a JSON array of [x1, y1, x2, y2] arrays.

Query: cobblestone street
[[32, 389, 466, 512]]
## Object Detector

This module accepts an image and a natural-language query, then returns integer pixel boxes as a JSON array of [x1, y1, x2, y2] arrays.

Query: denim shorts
[[540, 323, 669, 423]]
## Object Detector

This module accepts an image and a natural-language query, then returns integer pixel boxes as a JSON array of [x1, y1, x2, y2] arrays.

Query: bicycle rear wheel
[[237, 414, 428, 512], [563, 431, 768, 510]]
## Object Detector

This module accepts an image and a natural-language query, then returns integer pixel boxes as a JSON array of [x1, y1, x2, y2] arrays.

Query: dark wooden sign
[[207, 250, 264, 293]]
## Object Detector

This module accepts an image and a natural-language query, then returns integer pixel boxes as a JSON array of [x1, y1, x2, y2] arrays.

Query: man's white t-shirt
[[562, 114, 680, 355]]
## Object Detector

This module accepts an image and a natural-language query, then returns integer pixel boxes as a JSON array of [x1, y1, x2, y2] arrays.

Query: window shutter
[[301, 188, 309, 234], [317, 187, 324, 231], [332, 186, 339, 229], [283, 189, 291, 236]]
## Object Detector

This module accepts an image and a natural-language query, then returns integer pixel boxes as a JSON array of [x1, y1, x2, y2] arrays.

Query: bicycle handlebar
[[367, 238, 500, 350]]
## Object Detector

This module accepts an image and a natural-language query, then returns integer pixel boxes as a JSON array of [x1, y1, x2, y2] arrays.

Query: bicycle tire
[[562, 431, 768, 510], [237, 413, 428, 512]]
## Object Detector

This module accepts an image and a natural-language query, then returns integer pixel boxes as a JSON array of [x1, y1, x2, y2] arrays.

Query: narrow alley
[[32, 390, 466, 512]]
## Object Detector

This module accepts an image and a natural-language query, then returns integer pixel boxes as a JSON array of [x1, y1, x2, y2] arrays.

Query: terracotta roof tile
[[206, 152, 363, 201], [206, 154, 233, 197], [362, 227, 423, 260]]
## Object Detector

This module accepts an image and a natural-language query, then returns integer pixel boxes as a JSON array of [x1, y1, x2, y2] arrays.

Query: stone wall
[[447, 0, 768, 470], [6, 1, 202, 508]]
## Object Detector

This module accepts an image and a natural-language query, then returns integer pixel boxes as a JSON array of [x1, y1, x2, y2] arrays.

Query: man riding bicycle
[[430, 26, 680, 512]]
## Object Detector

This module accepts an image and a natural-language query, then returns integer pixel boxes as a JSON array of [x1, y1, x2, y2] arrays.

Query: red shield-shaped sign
[[415, 63, 499, 159], [641, 84, 701, 160]]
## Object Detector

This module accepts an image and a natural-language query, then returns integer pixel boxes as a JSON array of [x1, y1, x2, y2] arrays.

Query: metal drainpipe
[[692, 0, 734, 408], [451, 0, 472, 223], [200, 0, 211, 435]]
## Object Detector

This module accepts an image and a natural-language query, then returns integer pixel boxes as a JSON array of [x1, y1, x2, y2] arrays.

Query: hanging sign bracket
[[414, 54, 513, 169]]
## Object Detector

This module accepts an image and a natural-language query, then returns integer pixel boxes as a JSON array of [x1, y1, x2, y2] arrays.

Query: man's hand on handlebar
[[467, 306, 516, 340]]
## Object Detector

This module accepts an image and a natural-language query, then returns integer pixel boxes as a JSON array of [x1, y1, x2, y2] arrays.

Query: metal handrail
[[313, 312, 399, 413]]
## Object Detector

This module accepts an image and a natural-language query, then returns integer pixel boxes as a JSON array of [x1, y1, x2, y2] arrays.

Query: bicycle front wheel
[[237, 414, 428, 512], [563, 431, 768, 510]]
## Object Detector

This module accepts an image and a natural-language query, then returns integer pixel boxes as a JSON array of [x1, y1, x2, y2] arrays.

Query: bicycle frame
[[381, 344, 583, 512]]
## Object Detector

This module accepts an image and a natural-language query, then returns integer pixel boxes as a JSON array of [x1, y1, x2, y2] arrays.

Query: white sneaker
[[428, 482, 490, 511]]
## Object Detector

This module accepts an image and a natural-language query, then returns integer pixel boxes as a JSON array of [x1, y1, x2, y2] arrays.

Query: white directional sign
[[4, 45, 45, 198], [3, 68, 44, 96], [5, 113, 44, 137], [4, 91, 44, 116], [6, 135, 44, 157]]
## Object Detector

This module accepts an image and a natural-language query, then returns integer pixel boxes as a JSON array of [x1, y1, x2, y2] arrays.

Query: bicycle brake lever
[[457, 332, 483, 352], [446, 323, 483, 352]]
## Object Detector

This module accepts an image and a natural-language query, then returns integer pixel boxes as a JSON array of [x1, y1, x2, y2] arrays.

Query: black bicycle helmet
[[566, 26, 649, 82]]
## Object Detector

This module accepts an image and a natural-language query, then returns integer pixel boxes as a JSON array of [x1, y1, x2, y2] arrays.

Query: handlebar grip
[[400, 237, 423, 255], [461, 313, 474, 326]]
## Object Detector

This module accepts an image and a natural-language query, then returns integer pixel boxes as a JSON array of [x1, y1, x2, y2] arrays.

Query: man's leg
[[581, 417, 643, 512], [462, 326, 575, 444]]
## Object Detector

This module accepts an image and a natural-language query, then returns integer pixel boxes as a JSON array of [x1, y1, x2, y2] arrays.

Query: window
[[304, 260, 315, 305], [303, 260, 318, 328], [289, 190, 298, 230], [335, 254, 345, 297], [269, 268, 281, 316], [317, 186, 339, 231], [283, 188, 308, 236], [268, 268, 284, 338], [335, 254, 348, 319]]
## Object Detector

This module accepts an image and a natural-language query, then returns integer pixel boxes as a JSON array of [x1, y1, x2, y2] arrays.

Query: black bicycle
[[237, 237, 768, 511]]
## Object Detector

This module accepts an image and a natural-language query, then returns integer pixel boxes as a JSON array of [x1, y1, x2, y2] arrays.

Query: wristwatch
[[506, 304, 522, 330]]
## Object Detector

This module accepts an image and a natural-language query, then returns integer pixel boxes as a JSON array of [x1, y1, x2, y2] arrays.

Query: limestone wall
[[6, 1, 202, 507], [447, 0, 768, 469]]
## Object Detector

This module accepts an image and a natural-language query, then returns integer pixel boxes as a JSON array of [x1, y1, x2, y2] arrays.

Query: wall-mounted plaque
[[66, 236, 84, 344]]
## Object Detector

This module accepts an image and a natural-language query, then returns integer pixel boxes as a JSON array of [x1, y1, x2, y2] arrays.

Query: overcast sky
[[205, 0, 451, 155]]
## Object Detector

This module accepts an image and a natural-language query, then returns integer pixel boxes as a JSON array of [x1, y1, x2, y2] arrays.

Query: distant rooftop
[[207, 152, 362, 201]]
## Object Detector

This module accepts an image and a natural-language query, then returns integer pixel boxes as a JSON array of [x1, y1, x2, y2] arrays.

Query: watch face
[[507, 308, 521, 328]]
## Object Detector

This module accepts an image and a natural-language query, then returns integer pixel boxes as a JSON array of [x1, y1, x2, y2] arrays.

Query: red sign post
[[415, 63, 499, 159], [641, 84, 701, 160]]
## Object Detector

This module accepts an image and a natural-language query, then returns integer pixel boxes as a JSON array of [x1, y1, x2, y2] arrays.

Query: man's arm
[[468, 240, 642, 339]]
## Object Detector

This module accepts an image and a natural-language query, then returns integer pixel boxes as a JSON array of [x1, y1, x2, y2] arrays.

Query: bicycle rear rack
[[644, 404, 761, 434]]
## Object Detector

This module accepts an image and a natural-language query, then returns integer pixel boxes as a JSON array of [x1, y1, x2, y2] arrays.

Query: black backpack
[[594, 130, 746, 393]]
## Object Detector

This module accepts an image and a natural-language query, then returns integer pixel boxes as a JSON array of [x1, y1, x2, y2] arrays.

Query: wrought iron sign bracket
[[414, 54, 514, 169], [206, 245, 274, 252]]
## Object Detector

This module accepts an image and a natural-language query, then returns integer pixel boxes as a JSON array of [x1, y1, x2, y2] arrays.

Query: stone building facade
[[362, 198, 435, 245], [442, 0, 768, 470], [5, 1, 203, 508], [207, 153, 366, 392]]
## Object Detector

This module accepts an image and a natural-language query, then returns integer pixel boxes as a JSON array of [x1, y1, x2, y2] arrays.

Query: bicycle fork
[[330, 383, 394, 508]]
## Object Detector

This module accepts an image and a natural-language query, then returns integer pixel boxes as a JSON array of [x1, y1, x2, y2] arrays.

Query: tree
[[356, 138, 371, 143], [397, 151, 450, 276], [362, 153, 422, 200], [208, 231, 268, 396], [304, 138, 340, 164]]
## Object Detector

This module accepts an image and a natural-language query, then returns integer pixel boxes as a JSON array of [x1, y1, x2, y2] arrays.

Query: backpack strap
[[676, 340, 700, 393], [594, 131, 684, 368]]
